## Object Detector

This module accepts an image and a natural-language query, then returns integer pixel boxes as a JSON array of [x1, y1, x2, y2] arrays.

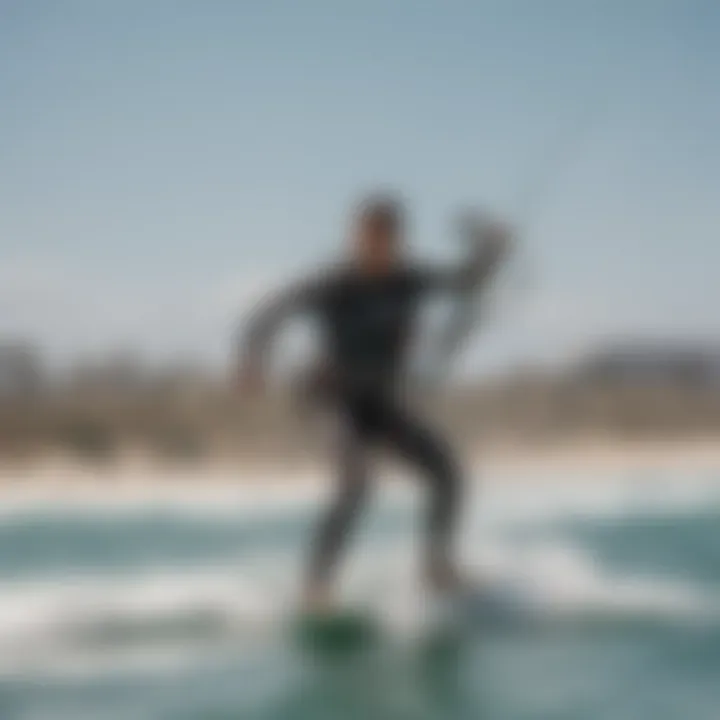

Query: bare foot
[[301, 584, 335, 615], [425, 562, 477, 595]]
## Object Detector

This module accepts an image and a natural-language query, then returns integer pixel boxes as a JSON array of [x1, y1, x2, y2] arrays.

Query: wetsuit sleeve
[[414, 236, 509, 295], [237, 273, 328, 369]]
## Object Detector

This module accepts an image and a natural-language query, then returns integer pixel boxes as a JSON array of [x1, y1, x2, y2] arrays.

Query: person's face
[[354, 217, 400, 275]]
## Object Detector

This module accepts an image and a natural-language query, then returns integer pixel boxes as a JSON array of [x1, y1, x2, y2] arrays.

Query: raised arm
[[417, 219, 513, 296], [414, 218, 514, 387]]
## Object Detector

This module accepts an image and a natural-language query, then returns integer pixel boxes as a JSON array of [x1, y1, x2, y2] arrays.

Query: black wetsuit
[[241, 252, 501, 587]]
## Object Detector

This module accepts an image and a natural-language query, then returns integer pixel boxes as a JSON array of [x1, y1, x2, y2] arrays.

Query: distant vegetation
[[2, 362, 720, 465]]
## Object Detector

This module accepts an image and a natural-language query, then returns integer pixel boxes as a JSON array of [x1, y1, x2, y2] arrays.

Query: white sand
[[0, 438, 719, 504]]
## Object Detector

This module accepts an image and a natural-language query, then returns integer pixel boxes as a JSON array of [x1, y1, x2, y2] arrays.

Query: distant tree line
[[2, 365, 720, 465]]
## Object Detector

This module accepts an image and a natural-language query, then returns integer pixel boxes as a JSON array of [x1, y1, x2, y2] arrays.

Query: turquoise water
[[0, 471, 718, 720]]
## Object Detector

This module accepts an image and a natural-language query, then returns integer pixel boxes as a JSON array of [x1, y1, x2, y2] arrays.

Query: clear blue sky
[[1, 0, 718, 371]]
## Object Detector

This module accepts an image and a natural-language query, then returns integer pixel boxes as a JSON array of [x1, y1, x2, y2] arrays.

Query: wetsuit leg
[[306, 410, 372, 591], [381, 406, 463, 583]]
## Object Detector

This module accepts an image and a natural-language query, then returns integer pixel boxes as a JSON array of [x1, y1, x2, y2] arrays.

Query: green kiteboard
[[293, 608, 379, 654]]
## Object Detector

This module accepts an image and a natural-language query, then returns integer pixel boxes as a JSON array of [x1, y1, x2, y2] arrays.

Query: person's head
[[350, 194, 404, 274]]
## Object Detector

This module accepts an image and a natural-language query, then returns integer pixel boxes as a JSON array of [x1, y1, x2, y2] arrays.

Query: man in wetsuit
[[236, 195, 511, 611]]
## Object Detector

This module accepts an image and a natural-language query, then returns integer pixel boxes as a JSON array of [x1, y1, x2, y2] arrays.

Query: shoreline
[[0, 438, 718, 497]]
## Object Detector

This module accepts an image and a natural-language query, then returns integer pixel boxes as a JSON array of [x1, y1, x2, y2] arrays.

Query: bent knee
[[422, 441, 463, 493]]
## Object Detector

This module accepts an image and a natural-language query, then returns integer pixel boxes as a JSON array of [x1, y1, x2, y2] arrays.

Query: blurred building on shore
[[65, 351, 148, 398], [574, 341, 720, 388], [0, 340, 45, 399]]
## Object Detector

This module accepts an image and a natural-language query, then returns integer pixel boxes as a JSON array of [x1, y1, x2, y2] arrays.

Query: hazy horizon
[[3, 1, 718, 375]]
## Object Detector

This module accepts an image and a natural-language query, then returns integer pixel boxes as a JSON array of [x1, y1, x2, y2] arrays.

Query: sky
[[1, 0, 719, 374]]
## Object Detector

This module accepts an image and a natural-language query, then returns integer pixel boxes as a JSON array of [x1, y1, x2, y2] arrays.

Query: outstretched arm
[[234, 274, 327, 389]]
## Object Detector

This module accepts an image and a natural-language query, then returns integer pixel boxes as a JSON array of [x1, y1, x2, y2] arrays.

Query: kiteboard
[[292, 607, 379, 654], [291, 577, 535, 655]]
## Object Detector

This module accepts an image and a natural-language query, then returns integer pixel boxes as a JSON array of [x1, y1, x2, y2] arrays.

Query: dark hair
[[356, 194, 404, 237]]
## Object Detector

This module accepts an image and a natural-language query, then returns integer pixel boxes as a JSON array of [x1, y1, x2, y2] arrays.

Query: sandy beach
[[1, 438, 718, 502]]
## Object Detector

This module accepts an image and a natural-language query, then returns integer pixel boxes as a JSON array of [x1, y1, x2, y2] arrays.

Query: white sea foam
[[0, 468, 717, 679], [0, 537, 716, 680]]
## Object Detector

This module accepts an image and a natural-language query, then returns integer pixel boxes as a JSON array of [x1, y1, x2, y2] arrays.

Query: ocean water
[[0, 468, 718, 720]]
